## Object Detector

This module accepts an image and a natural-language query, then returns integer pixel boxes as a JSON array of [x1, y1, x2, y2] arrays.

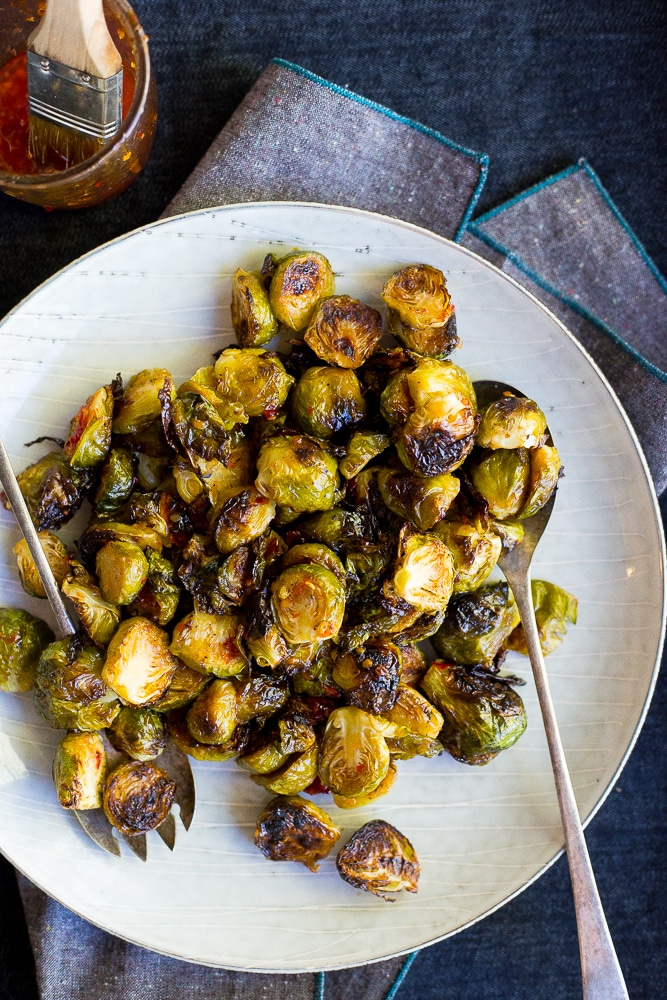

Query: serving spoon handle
[[501, 547, 629, 1000]]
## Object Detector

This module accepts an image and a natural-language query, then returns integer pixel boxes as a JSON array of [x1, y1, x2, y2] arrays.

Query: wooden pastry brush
[[27, 0, 123, 168]]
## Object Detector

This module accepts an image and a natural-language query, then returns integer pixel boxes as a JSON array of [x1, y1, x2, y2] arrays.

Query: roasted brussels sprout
[[304, 294, 382, 369], [280, 542, 346, 582], [318, 706, 390, 798], [231, 267, 279, 348], [292, 366, 366, 439], [113, 368, 175, 435], [339, 431, 390, 480], [255, 435, 339, 513], [236, 674, 290, 724], [243, 589, 291, 668], [507, 579, 578, 656], [34, 637, 120, 729], [332, 640, 401, 714], [61, 574, 121, 646], [254, 796, 341, 871], [433, 582, 520, 667], [381, 683, 444, 739], [108, 706, 166, 760], [476, 394, 547, 450], [79, 520, 164, 563], [269, 250, 335, 331], [53, 731, 106, 809], [331, 760, 398, 809], [93, 448, 136, 516], [214, 349, 294, 418], [13, 532, 71, 599], [435, 517, 502, 593], [251, 743, 319, 795], [214, 486, 276, 555], [336, 819, 420, 900], [271, 564, 346, 644], [469, 447, 531, 519], [186, 678, 238, 745], [519, 444, 562, 519], [127, 549, 181, 627], [96, 539, 149, 606], [63, 385, 114, 468], [377, 469, 460, 530], [237, 732, 291, 774], [150, 658, 209, 712], [170, 610, 248, 677], [103, 760, 176, 835], [277, 709, 316, 752], [382, 264, 458, 358], [15, 451, 92, 530], [0, 608, 54, 692], [167, 706, 248, 761], [102, 618, 178, 706], [421, 661, 527, 765], [396, 643, 428, 686], [391, 527, 454, 613]]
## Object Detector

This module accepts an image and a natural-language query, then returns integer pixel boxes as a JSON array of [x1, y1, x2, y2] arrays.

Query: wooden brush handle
[[28, 0, 122, 78]]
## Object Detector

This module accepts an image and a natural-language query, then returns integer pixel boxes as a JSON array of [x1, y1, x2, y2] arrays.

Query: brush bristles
[[29, 115, 105, 168]]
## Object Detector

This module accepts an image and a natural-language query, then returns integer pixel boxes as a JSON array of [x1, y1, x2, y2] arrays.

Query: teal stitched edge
[[386, 952, 419, 1000], [467, 222, 667, 385], [314, 971, 325, 1000], [270, 58, 489, 238]]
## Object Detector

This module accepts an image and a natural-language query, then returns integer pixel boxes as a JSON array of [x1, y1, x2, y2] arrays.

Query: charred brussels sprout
[[332, 641, 401, 714], [381, 683, 444, 739], [336, 819, 420, 900], [377, 469, 460, 530], [102, 618, 178, 706], [13, 532, 71, 599], [292, 366, 365, 439], [255, 435, 339, 513], [318, 706, 390, 798], [108, 706, 166, 760], [421, 662, 527, 765], [103, 760, 176, 835], [382, 264, 458, 359], [113, 368, 175, 435], [519, 444, 562, 519], [243, 589, 291, 668], [237, 674, 289, 724], [476, 394, 547, 450], [34, 637, 120, 729], [214, 486, 276, 555], [304, 295, 382, 369], [127, 549, 181, 627], [170, 611, 248, 677], [435, 518, 502, 593], [392, 527, 454, 613], [53, 731, 106, 809], [254, 796, 341, 871], [63, 385, 114, 468], [339, 431, 390, 480], [93, 448, 136, 516], [61, 574, 120, 646], [15, 451, 92, 530], [231, 267, 279, 348], [214, 349, 294, 418], [251, 743, 318, 795], [271, 564, 345, 644], [0, 608, 54, 692], [269, 250, 335, 331], [433, 582, 520, 667], [397, 643, 428, 686], [96, 540, 149, 606], [151, 659, 209, 712], [186, 678, 238, 745], [507, 579, 578, 656], [469, 447, 531, 519]]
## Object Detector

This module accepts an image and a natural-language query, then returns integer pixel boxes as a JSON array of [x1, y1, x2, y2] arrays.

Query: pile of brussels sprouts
[[0, 249, 577, 898]]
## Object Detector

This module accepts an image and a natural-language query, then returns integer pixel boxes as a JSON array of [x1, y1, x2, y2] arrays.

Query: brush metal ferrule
[[27, 50, 122, 141]]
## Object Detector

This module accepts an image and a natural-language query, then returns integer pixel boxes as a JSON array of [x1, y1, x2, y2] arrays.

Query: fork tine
[[73, 809, 121, 857], [122, 833, 147, 861], [160, 739, 195, 831], [156, 813, 176, 851]]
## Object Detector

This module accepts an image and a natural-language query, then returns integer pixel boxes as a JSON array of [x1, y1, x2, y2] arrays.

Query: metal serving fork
[[0, 433, 195, 861]]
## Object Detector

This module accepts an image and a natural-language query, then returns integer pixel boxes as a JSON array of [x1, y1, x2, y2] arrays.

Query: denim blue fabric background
[[0, 1, 665, 999]]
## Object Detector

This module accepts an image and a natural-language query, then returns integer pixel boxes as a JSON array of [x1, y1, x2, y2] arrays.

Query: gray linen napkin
[[16, 57, 667, 1000]]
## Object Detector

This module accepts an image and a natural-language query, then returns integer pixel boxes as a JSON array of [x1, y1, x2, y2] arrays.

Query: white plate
[[0, 203, 664, 972]]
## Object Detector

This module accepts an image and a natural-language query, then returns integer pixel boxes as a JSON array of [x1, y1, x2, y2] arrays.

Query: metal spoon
[[0, 433, 195, 859], [474, 381, 629, 1000]]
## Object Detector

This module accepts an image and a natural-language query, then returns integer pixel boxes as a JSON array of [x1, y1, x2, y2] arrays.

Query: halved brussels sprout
[[13, 531, 71, 599], [377, 469, 460, 530], [292, 366, 366, 439], [167, 707, 248, 761], [96, 539, 149, 606], [63, 385, 114, 468], [318, 706, 390, 798], [396, 643, 428, 686], [332, 760, 398, 809], [251, 743, 318, 795], [392, 527, 454, 613], [254, 795, 341, 871], [519, 444, 562, 519], [172, 457, 206, 505], [150, 658, 210, 712], [271, 564, 346, 644], [214, 486, 276, 555], [113, 369, 175, 435], [34, 637, 120, 729], [186, 678, 238, 745], [93, 447, 136, 516], [214, 349, 294, 418], [299, 507, 374, 554], [0, 608, 54, 692], [304, 295, 382, 369], [53, 731, 106, 809], [255, 435, 339, 514], [171, 395, 241, 475], [332, 640, 401, 715], [170, 610, 248, 677], [433, 582, 520, 667], [15, 452, 92, 530], [79, 520, 164, 564], [103, 760, 176, 834], [435, 518, 502, 593], [237, 732, 291, 774], [506, 579, 578, 656], [469, 447, 531, 519], [61, 574, 121, 646], [243, 589, 291, 668], [277, 709, 316, 753], [280, 542, 346, 582], [231, 267, 279, 348], [236, 674, 290, 724], [177, 366, 248, 428], [108, 706, 166, 761], [382, 264, 458, 358], [476, 394, 547, 450], [381, 683, 444, 739], [126, 491, 193, 550], [339, 431, 390, 480], [421, 661, 527, 765], [336, 819, 420, 900], [102, 618, 178, 706], [269, 250, 335, 331], [127, 549, 181, 627], [193, 436, 255, 509]]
